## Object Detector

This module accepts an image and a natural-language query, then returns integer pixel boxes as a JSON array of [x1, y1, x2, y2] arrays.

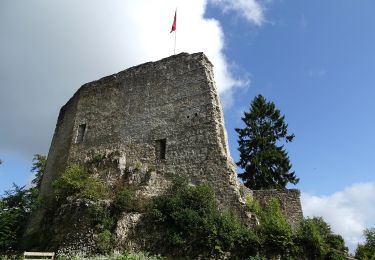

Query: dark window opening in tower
[[76, 124, 86, 143], [155, 139, 167, 160]]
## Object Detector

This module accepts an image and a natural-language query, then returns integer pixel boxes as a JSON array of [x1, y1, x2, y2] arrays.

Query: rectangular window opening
[[155, 139, 166, 160], [76, 124, 86, 143]]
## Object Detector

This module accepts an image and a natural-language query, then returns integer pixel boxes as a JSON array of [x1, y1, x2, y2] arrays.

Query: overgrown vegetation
[[148, 177, 259, 258], [295, 217, 348, 259], [31, 153, 154, 255], [53, 164, 110, 201], [148, 178, 348, 259], [0, 154, 46, 254], [0, 155, 352, 259], [355, 227, 375, 259], [258, 198, 294, 258], [59, 251, 163, 259], [246, 194, 262, 215]]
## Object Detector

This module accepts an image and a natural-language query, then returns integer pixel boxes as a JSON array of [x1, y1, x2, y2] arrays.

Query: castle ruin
[[40, 52, 242, 207], [34, 52, 302, 253]]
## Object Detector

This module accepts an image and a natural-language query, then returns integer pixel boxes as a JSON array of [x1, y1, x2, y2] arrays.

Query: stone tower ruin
[[39, 52, 242, 208], [32, 52, 302, 253]]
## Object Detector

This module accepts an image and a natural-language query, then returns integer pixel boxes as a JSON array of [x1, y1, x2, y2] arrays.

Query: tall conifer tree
[[236, 95, 298, 189]]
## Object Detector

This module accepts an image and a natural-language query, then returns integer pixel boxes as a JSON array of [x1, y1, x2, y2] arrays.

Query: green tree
[[236, 94, 298, 189], [30, 154, 46, 190], [0, 185, 36, 253], [296, 217, 326, 259], [355, 228, 375, 259], [0, 155, 46, 254], [295, 217, 347, 259]]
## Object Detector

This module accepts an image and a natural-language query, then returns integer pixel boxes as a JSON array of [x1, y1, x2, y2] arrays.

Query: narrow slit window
[[155, 139, 166, 160], [76, 124, 86, 143]]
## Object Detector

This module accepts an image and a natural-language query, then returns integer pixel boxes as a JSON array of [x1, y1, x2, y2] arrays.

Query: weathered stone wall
[[33, 53, 303, 253], [39, 96, 79, 203], [253, 189, 303, 230], [39, 52, 241, 209]]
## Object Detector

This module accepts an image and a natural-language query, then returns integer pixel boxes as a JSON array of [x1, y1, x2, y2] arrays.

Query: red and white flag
[[170, 10, 176, 33]]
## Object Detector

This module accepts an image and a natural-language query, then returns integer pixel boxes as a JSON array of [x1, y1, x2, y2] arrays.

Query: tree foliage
[[236, 94, 298, 189], [0, 153, 351, 258], [150, 177, 259, 258], [356, 228, 375, 259], [0, 154, 46, 254], [246, 197, 347, 259], [258, 198, 294, 258], [53, 164, 109, 201], [30, 154, 46, 190], [0, 184, 34, 253], [295, 217, 348, 259]]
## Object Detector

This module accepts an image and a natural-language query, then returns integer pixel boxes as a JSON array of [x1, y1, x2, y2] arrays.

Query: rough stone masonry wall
[[253, 189, 303, 230], [35, 53, 303, 252], [23, 52, 308, 255], [38, 52, 242, 210]]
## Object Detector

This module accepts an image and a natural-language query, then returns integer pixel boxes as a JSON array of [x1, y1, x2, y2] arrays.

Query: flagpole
[[174, 8, 177, 55], [170, 8, 177, 55], [174, 28, 176, 55]]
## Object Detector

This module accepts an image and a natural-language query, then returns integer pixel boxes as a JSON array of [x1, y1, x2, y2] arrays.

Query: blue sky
[[209, 1, 375, 195], [0, 0, 374, 252]]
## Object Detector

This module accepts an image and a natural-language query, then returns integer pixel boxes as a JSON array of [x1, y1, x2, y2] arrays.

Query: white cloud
[[302, 182, 375, 253], [0, 0, 263, 158], [209, 0, 265, 25]]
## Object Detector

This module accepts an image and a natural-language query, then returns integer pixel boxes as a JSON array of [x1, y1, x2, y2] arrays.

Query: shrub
[[246, 195, 262, 215], [0, 185, 37, 254], [355, 227, 375, 260], [53, 164, 109, 201], [295, 217, 326, 258], [96, 229, 113, 254], [88, 203, 114, 232], [258, 198, 294, 258], [295, 217, 347, 259], [113, 187, 137, 213], [149, 178, 259, 258]]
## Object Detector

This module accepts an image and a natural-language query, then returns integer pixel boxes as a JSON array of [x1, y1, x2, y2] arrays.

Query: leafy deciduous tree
[[296, 217, 348, 259], [356, 228, 375, 259], [0, 154, 46, 254]]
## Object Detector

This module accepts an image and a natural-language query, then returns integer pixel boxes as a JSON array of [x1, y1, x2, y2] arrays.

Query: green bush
[[53, 164, 109, 201], [0, 205, 19, 253], [295, 217, 347, 259], [0, 185, 37, 254], [88, 203, 114, 232], [246, 195, 262, 215], [149, 178, 259, 258], [96, 229, 113, 254], [295, 217, 326, 258], [60, 250, 163, 260], [216, 210, 260, 257], [355, 228, 375, 260], [258, 198, 294, 258], [113, 187, 137, 213]]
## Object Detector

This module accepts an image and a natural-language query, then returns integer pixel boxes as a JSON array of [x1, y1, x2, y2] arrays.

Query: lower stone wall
[[252, 189, 303, 230]]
